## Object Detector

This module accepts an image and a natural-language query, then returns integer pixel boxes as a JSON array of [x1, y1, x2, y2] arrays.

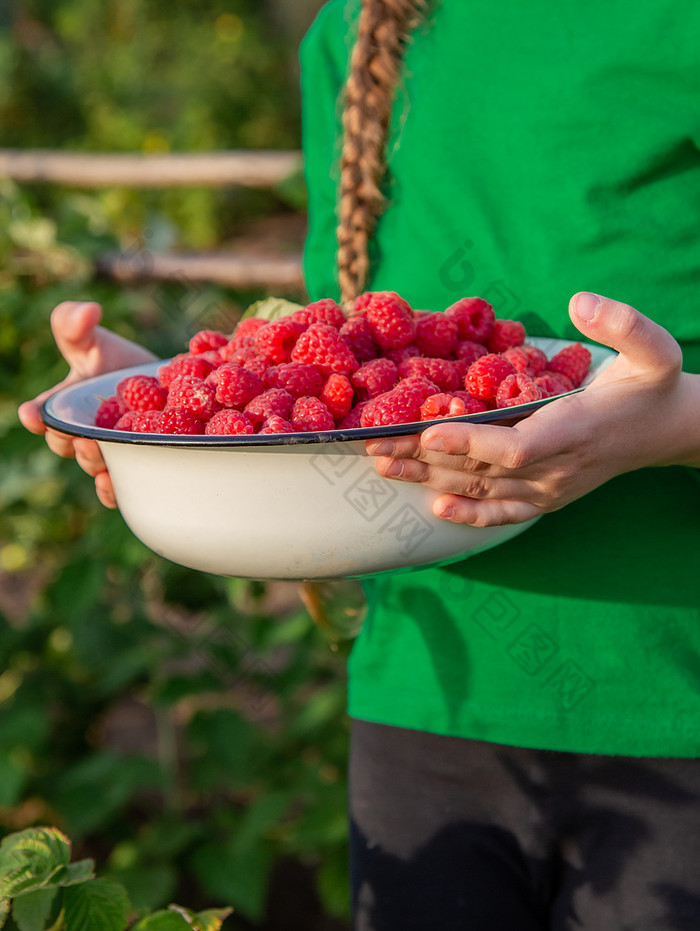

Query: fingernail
[[367, 440, 394, 457], [423, 434, 444, 452], [384, 460, 403, 477], [437, 504, 455, 520], [575, 292, 602, 322]]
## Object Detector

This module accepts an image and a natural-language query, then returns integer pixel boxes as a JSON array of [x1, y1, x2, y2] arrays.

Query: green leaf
[[0, 899, 10, 928], [62, 879, 130, 931], [189, 907, 233, 931], [239, 297, 304, 323], [52, 860, 95, 888], [131, 912, 189, 931], [0, 829, 71, 899], [12, 887, 57, 931]]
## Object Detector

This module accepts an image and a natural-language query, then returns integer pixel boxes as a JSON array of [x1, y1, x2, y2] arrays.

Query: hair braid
[[337, 0, 426, 306]]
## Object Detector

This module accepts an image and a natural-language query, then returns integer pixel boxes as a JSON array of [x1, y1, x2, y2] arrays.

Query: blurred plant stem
[[299, 581, 367, 647]]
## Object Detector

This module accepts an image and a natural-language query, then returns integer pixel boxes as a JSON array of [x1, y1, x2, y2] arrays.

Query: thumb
[[569, 291, 681, 376], [50, 301, 103, 366]]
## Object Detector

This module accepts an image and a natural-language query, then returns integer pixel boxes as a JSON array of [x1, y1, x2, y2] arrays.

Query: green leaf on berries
[[240, 297, 303, 323], [12, 887, 57, 931], [62, 878, 130, 931]]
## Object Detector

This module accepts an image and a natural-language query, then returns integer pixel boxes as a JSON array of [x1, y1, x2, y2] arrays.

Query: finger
[[50, 301, 103, 367], [44, 429, 77, 459], [366, 434, 421, 459], [74, 438, 107, 477], [569, 292, 681, 377], [420, 421, 527, 471], [95, 471, 117, 509], [374, 455, 533, 501], [432, 493, 540, 527], [18, 399, 48, 436]]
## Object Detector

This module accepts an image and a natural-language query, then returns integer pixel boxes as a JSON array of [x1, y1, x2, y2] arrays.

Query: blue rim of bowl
[[41, 375, 584, 448]]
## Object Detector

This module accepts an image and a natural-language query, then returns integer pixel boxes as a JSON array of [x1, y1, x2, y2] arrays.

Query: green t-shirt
[[300, 0, 700, 756]]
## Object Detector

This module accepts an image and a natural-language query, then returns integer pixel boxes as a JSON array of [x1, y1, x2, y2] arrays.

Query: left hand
[[366, 292, 700, 527]]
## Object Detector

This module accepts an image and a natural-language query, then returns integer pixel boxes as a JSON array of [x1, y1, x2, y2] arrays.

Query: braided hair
[[337, 0, 426, 306]]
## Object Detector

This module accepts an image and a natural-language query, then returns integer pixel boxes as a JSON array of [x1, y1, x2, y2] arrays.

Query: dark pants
[[350, 719, 700, 931]]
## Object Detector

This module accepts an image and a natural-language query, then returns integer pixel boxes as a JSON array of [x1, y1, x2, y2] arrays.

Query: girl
[[20, 1, 700, 927]]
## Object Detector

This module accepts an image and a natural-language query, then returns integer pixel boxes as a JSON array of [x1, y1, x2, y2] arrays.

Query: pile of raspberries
[[95, 292, 592, 436]]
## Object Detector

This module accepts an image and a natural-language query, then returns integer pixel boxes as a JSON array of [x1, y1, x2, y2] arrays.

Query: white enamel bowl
[[42, 339, 615, 580]]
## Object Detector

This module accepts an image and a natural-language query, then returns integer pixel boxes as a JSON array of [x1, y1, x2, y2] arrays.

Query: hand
[[366, 292, 700, 527], [18, 301, 157, 509]]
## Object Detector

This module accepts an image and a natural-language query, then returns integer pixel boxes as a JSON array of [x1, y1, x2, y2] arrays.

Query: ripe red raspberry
[[547, 343, 592, 388], [166, 376, 218, 421], [360, 377, 438, 427], [244, 388, 294, 426], [398, 357, 460, 392], [356, 291, 416, 350], [290, 396, 335, 432], [221, 318, 267, 359], [114, 410, 163, 433], [445, 298, 495, 344], [320, 374, 354, 422], [95, 395, 127, 428], [502, 344, 548, 376], [451, 391, 489, 414], [205, 409, 256, 435], [265, 362, 324, 398], [534, 373, 575, 397], [291, 323, 359, 376], [352, 358, 398, 399], [465, 354, 517, 400], [487, 319, 526, 353], [117, 375, 167, 412], [209, 363, 263, 408], [384, 344, 420, 365], [338, 402, 368, 429], [158, 408, 205, 435], [495, 374, 542, 408], [295, 298, 346, 328], [159, 353, 217, 388], [456, 340, 489, 367], [414, 313, 459, 358], [420, 393, 467, 421], [189, 330, 229, 355], [339, 315, 378, 363], [260, 415, 295, 434], [254, 318, 306, 364]]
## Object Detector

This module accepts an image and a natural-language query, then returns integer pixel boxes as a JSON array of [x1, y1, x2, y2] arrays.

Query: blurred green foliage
[[1, 2, 350, 929]]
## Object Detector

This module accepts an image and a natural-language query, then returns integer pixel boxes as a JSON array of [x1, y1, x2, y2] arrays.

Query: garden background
[[0, 2, 353, 928]]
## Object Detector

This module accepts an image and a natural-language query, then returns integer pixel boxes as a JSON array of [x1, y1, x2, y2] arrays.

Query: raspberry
[[189, 330, 229, 355], [117, 375, 167, 412], [456, 340, 489, 367], [356, 291, 416, 350], [291, 323, 359, 376], [290, 396, 335, 432], [495, 374, 542, 408], [166, 376, 218, 421], [114, 410, 163, 433], [209, 363, 263, 409], [205, 409, 256, 435], [445, 297, 495, 344], [352, 358, 398, 399], [224, 346, 270, 379], [420, 393, 467, 421], [451, 391, 489, 414], [547, 343, 592, 388], [534, 373, 575, 397], [414, 312, 459, 358], [159, 353, 217, 388], [320, 374, 354, 422], [221, 318, 267, 359], [398, 357, 460, 392], [296, 298, 346, 329], [487, 319, 526, 353], [384, 344, 420, 365], [465, 354, 517, 400], [360, 377, 438, 427], [339, 315, 378, 364], [245, 388, 294, 426], [95, 395, 127, 428], [259, 415, 295, 434], [254, 318, 306, 364], [265, 362, 324, 399], [338, 402, 368, 429], [158, 408, 205, 435], [502, 345, 548, 376]]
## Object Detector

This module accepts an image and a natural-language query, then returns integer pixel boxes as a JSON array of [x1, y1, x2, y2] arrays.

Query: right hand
[[18, 301, 157, 509]]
